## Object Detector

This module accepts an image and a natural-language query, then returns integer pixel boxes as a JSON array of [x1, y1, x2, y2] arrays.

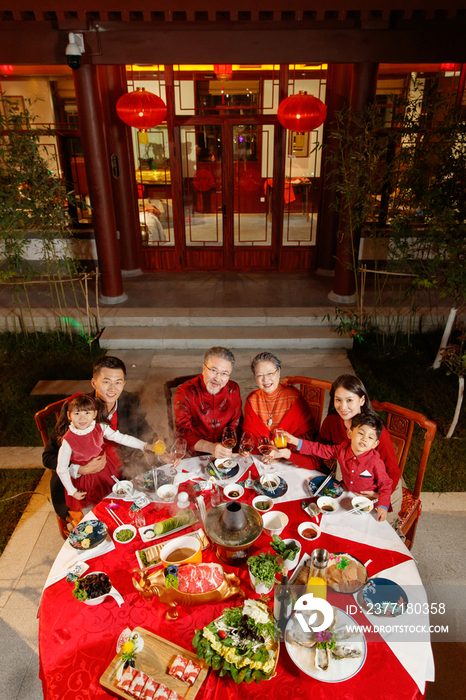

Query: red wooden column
[[315, 63, 353, 275], [73, 62, 127, 304], [97, 65, 143, 276], [329, 62, 379, 304]]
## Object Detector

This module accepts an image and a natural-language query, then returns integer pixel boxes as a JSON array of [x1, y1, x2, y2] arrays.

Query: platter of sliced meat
[[100, 627, 208, 700]]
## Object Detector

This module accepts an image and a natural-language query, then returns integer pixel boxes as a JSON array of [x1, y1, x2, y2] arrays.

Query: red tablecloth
[[39, 473, 425, 700]]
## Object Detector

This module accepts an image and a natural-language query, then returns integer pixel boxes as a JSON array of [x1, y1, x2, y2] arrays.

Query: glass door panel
[[233, 124, 273, 247], [136, 127, 174, 246], [180, 125, 223, 247], [282, 126, 321, 247]]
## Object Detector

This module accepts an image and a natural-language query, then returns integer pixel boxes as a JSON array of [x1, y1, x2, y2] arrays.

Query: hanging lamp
[[277, 91, 327, 132], [116, 87, 167, 131], [213, 64, 233, 80]]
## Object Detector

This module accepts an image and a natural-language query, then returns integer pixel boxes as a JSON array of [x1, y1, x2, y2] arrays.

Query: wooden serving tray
[[100, 627, 208, 699]]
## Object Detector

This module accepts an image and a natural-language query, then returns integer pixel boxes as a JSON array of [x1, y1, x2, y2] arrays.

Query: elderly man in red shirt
[[174, 347, 242, 459]]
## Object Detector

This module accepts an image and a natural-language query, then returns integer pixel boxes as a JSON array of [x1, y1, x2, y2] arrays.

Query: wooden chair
[[35, 398, 84, 539], [163, 374, 197, 437], [372, 401, 437, 550], [282, 376, 332, 438]]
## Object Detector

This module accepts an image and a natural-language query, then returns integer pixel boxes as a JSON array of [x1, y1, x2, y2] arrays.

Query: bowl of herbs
[[270, 535, 302, 570]]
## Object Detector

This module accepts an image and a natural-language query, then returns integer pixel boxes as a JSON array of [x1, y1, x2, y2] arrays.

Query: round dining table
[[39, 456, 434, 700]]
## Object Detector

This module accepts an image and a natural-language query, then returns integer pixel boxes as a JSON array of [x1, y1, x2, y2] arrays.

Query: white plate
[[285, 607, 366, 683]]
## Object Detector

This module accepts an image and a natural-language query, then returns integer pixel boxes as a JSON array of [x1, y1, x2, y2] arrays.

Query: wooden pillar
[[164, 65, 185, 270], [73, 62, 127, 304], [274, 64, 288, 270], [315, 63, 353, 274], [329, 62, 379, 304], [97, 65, 143, 276]]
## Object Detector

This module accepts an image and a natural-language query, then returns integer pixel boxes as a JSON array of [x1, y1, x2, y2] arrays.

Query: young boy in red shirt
[[272, 412, 392, 521]]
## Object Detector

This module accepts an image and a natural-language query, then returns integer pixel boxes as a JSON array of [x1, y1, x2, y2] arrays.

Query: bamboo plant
[[0, 93, 99, 342]]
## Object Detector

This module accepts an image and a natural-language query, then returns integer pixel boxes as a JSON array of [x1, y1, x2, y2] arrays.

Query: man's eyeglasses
[[255, 369, 279, 382], [204, 364, 231, 379]]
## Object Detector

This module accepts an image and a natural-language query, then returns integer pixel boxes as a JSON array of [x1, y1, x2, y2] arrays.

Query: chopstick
[[313, 472, 333, 498], [344, 501, 377, 516], [105, 507, 125, 527]]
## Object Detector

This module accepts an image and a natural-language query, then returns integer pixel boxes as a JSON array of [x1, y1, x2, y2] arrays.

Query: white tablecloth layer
[[42, 455, 434, 692], [354, 559, 435, 694], [43, 511, 115, 591]]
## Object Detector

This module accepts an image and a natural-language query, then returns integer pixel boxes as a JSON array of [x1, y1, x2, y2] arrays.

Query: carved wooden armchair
[[163, 374, 197, 437], [282, 376, 332, 438], [35, 398, 84, 539], [371, 401, 437, 550]]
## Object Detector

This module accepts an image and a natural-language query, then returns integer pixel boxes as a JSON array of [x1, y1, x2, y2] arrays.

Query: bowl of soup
[[351, 496, 374, 514], [160, 535, 202, 568], [317, 496, 340, 514]]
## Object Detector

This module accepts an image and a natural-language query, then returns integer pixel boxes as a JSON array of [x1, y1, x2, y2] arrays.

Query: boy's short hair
[[351, 412, 384, 440], [93, 355, 127, 377]]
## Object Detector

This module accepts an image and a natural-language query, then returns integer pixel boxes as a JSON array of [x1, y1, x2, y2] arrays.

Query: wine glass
[[239, 431, 255, 467], [258, 435, 278, 473], [222, 425, 237, 451], [168, 437, 187, 476]]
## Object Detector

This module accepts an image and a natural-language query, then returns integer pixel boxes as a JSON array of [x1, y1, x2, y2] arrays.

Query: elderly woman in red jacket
[[243, 351, 315, 443]]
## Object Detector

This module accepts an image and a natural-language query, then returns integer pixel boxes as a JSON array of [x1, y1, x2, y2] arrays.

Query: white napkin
[[43, 511, 115, 590], [251, 458, 318, 503], [354, 559, 435, 693], [319, 493, 413, 557]]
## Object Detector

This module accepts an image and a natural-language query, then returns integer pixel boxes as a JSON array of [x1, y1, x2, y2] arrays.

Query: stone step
[[99, 325, 352, 350], [99, 308, 334, 327]]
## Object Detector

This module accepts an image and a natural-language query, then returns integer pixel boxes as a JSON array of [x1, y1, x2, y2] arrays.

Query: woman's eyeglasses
[[255, 369, 278, 382]]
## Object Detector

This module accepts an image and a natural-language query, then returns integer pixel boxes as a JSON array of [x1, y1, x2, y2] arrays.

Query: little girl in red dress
[[55, 393, 149, 510]]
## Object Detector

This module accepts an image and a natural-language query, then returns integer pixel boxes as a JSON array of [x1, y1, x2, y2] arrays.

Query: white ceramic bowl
[[112, 524, 137, 544], [157, 484, 178, 502], [262, 510, 289, 536], [215, 458, 237, 474], [259, 474, 280, 491], [298, 521, 321, 541], [252, 495, 274, 513], [112, 479, 134, 497], [223, 484, 244, 500], [248, 568, 275, 595], [351, 496, 374, 514], [160, 535, 202, 567], [282, 538, 302, 571], [78, 571, 112, 606], [317, 496, 340, 514]]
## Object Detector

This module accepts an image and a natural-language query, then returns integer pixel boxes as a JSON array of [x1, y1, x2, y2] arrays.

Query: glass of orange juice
[[273, 429, 287, 449], [153, 438, 166, 456], [153, 438, 167, 469], [307, 576, 327, 600]]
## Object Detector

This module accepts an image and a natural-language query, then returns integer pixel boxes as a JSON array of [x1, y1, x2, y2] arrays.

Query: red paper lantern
[[214, 64, 233, 80], [116, 87, 167, 131], [441, 63, 457, 71], [277, 91, 327, 132], [1, 65, 14, 75]]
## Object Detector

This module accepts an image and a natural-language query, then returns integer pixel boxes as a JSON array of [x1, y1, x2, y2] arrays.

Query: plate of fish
[[285, 606, 366, 683], [68, 519, 108, 550], [357, 577, 408, 617], [308, 475, 344, 499]]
